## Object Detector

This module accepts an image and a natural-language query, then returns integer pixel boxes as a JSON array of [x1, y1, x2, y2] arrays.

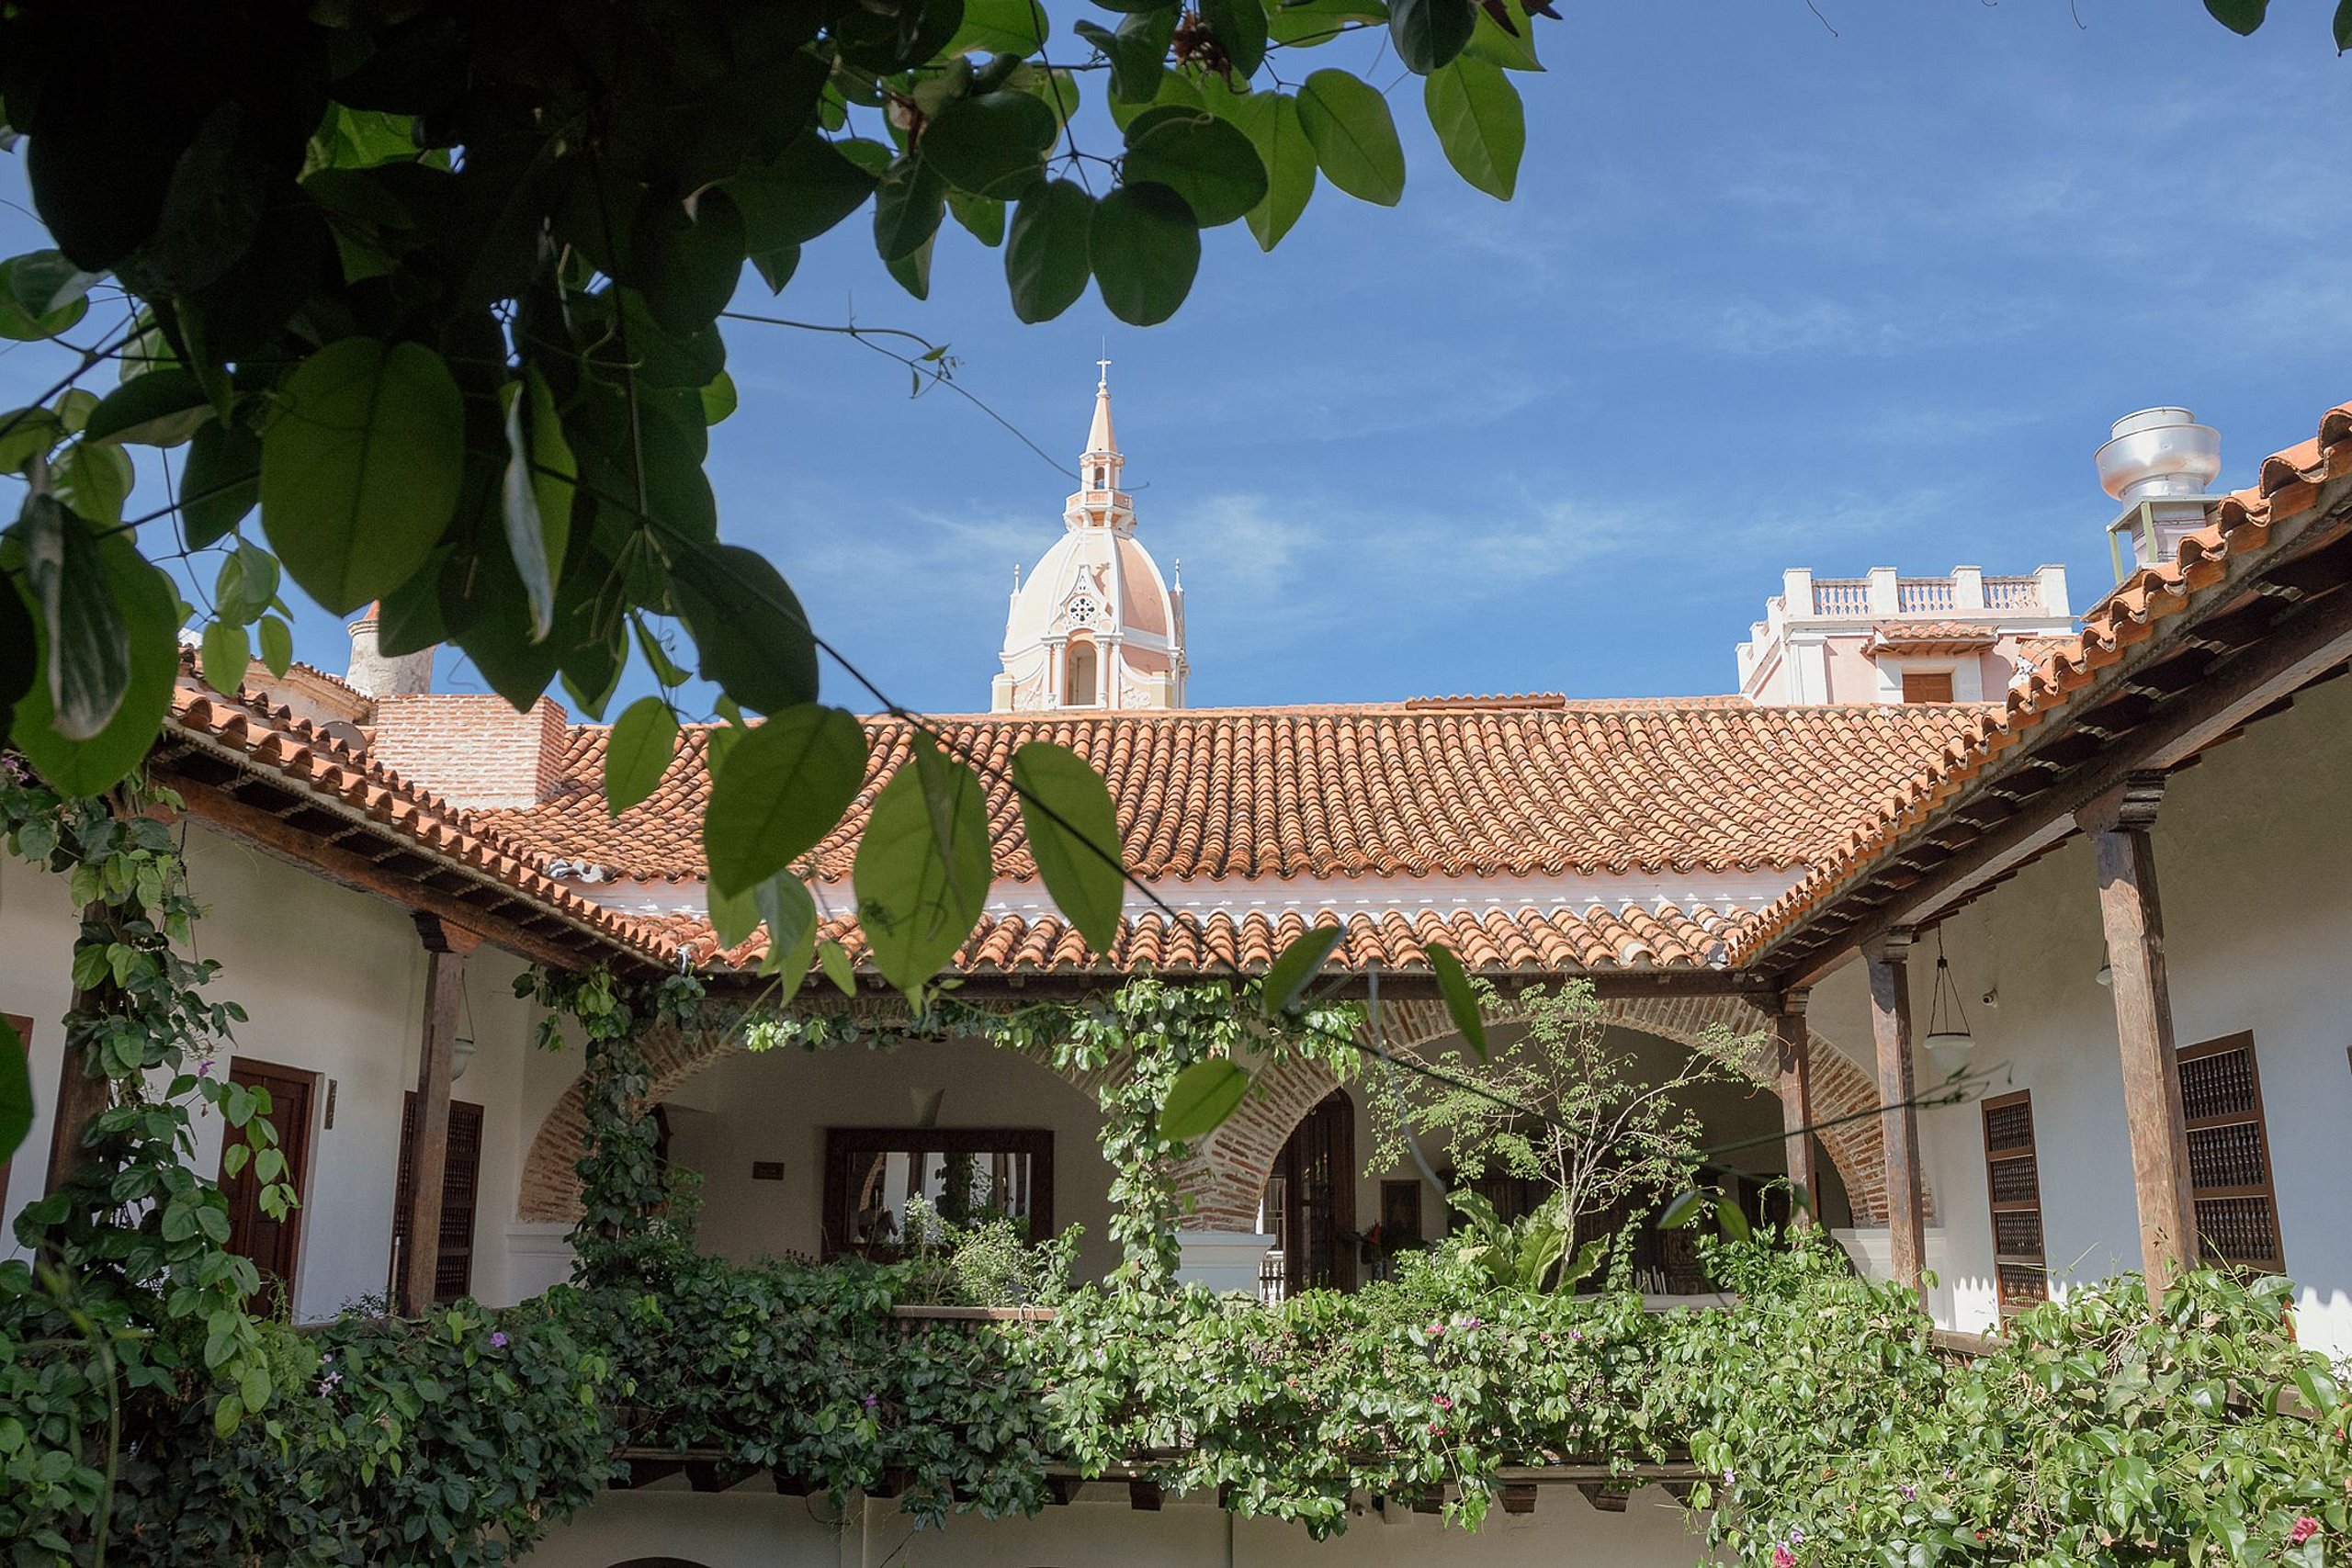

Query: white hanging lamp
[[1921, 931, 1976, 1078]]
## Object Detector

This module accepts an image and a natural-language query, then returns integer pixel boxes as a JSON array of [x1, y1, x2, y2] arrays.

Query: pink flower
[[2289, 1517, 2322, 1546], [1434, 1395, 1453, 1410], [1771, 1547, 1795, 1568]]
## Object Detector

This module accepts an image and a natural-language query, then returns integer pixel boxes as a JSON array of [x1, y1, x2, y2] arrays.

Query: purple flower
[[1569, 1329, 1585, 1343], [197, 1058, 214, 1078], [1900, 1483, 1917, 1501], [318, 1371, 343, 1395], [861, 1393, 880, 1410], [489, 1331, 509, 1349]]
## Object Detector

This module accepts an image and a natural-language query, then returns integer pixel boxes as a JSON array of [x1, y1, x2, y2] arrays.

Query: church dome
[[991, 367, 1188, 713]]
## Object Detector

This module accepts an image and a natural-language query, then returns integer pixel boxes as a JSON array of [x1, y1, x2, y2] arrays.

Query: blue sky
[[5, 4, 2347, 716]]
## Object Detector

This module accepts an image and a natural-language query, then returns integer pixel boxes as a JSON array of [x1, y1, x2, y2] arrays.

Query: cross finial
[[1096, 354, 1111, 391]]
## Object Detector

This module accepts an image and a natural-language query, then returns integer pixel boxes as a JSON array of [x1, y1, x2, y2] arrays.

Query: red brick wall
[[370, 694, 570, 808]]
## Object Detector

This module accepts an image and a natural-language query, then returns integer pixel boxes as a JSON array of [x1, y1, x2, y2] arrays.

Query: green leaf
[[17, 494, 129, 739], [1424, 56, 1522, 199], [1012, 741, 1125, 952], [1424, 942, 1487, 1057], [1076, 12, 1177, 104], [1388, 0, 1476, 72], [886, 233, 936, 299], [260, 337, 465, 616], [1201, 0, 1271, 75], [1715, 1196, 1751, 1245], [1090, 182, 1201, 326], [922, 91, 1058, 199], [2203, 0, 2267, 33], [1658, 1189, 1708, 1229], [1461, 0, 1543, 72], [1122, 106, 1269, 227], [708, 878, 761, 951], [729, 134, 885, 251], [1159, 1058, 1252, 1142], [2337, 0, 2351, 51], [669, 543, 818, 715], [200, 618, 250, 694], [84, 369, 215, 447], [1262, 925, 1343, 1016], [947, 190, 1008, 247], [950, 0, 1050, 55], [1108, 64, 1203, 131], [1298, 71, 1406, 206], [51, 443, 134, 525], [604, 696, 681, 818], [1209, 89, 1317, 250], [755, 871, 821, 994], [1267, 0, 1387, 47], [0, 408, 63, 475], [701, 370, 740, 425], [818, 936, 858, 995], [0, 1016, 29, 1168], [632, 187, 748, 335], [704, 704, 870, 897], [1005, 179, 1096, 322], [873, 154, 949, 264], [13, 534, 179, 796], [497, 370, 575, 642], [852, 734, 991, 991], [181, 418, 262, 548], [257, 615, 293, 679], [0, 253, 91, 342]]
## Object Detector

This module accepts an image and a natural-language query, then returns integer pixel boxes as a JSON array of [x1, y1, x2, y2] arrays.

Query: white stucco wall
[[527, 1485, 1715, 1568], [1, 820, 550, 1322], [664, 1037, 1126, 1281], [1809, 673, 2352, 1354]]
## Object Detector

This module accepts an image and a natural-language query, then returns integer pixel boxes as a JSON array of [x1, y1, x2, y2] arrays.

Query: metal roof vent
[[2098, 407, 2222, 576]]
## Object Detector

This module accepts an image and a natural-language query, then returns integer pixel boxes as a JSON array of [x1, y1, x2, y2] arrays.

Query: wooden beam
[[1772, 990, 1818, 1228], [163, 773, 624, 975], [1779, 562, 2352, 986], [397, 914, 480, 1317], [42, 904, 113, 1199], [2078, 773, 2199, 1291], [1864, 931, 1927, 1293]]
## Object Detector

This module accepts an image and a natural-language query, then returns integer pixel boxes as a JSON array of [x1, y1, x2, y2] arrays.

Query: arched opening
[[1065, 638, 1098, 705], [1257, 1087, 1355, 1300]]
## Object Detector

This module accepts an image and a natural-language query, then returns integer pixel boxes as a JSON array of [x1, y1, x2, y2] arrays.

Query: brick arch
[[1170, 994, 1927, 1234]]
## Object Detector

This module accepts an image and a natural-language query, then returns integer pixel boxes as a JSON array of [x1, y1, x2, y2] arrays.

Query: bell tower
[[991, 365, 1188, 713]]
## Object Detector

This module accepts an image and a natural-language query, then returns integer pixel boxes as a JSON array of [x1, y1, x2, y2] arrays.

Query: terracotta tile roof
[[158, 679, 678, 969], [1736, 396, 2352, 961], [482, 701, 1985, 885], [1862, 621, 2000, 656], [648, 901, 1759, 976]]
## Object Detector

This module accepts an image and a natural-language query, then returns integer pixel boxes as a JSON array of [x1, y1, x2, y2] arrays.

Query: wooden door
[[393, 1093, 485, 1304], [1280, 1089, 1356, 1292], [218, 1059, 316, 1318]]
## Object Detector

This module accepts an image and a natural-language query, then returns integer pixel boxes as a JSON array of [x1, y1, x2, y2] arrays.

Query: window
[[1901, 670, 1956, 704], [2177, 1032, 2284, 1275], [1065, 639, 1098, 705], [1980, 1090, 2048, 1317], [821, 1128, 1054, 1259], [393, 1093, 485, 1305]]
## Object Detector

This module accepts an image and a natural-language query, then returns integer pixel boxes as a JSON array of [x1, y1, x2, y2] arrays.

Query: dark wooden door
[[218, 1059, 315, 1318], [393, 1093, 485, 1304], [1280, 1089, 1356, 1292]]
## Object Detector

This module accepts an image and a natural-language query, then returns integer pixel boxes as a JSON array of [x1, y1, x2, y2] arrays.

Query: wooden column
[[1863, 931, 1927, 1292], [2078, 773, 2199, 1292], [398, 913, 481, 1317], [43, 902, 118, 1198], [1771, 989, 1819, 1227]]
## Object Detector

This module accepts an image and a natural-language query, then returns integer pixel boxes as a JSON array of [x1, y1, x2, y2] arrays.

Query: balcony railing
[[1984, 575, 2043, 610], [1895, 578, 1956, 615], [1811, 579, 1871, 615]]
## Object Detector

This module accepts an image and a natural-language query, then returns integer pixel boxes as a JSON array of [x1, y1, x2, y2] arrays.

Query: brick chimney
[[369, 694, 571, 808]]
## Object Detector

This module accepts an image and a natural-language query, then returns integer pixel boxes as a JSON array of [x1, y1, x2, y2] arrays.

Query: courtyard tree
[[1369, 978, 1742, 1284]]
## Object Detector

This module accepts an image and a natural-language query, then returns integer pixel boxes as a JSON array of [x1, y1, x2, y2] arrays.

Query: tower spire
[[1085, 358, 1119, 469]]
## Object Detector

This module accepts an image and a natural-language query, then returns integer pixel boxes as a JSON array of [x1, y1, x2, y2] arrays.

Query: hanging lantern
[[1922, 931, 1975, 1078]]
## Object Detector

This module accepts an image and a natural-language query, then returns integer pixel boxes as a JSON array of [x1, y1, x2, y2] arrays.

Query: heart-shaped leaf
[[605, 695, 682, 818], [1012, 740, 1125, 952], [1159, 1057, 1252, 1142], [704, 704, 870, 897], [852, 733, 991, 991], [1006, 179, 1096, 322], [1297, 69, 1406, 206], [1262, 924, 1344, 1017], [1090, 181, 1200, 326]]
